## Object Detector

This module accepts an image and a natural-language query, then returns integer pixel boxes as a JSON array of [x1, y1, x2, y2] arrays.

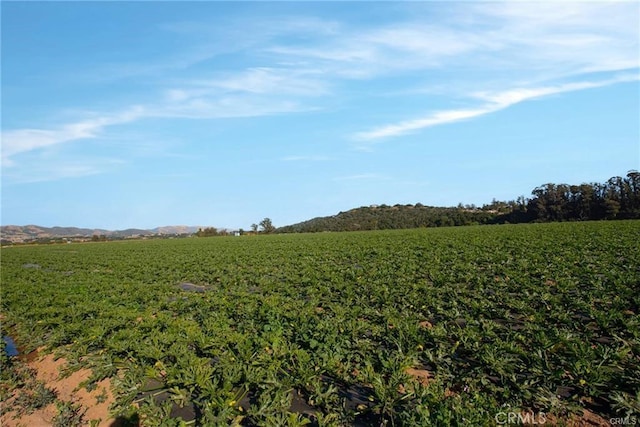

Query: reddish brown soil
[[571, 410, 611, 426], [1, 348, 116, 427], [405, 367, 431, 386], [418, 320, 433, 329], [545, 409, 611, 426]]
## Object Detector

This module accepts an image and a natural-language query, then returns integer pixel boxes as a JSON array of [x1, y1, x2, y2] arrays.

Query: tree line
[[494, 170, 640, 223], [277, 171, 640, 233], [195, 218, 276, 237]]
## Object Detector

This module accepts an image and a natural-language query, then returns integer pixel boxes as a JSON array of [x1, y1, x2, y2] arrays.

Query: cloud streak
[[3, 2, 638, 173], [354, 74, 639, 141], [2, 157, 125, 184], [264, 2, 638, 80], [1, 71, 317, 168], [2, 106, 146, 166]]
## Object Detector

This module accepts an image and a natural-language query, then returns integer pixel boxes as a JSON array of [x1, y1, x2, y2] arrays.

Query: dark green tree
[[196, 227, 218, 237], [259, 218, 276, 234]]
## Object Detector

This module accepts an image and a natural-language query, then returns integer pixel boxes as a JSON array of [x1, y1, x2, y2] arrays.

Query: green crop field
[[1, 221, 639, 426]]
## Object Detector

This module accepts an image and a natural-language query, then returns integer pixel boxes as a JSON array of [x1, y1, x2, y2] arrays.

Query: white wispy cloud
[[354, 74, 639, 141], [264, 2, 638, 80], [3, 2, 638, 174], [165, 66, 328, 99], [463, 2, 639, 78], [1, 14, 342, 171], [354, 107, 499, 141], [2, 68, 321, 168], [203, 67, 329, 96], [1, 106, 146, 166], [153, 96, 307, 120], [2, 157, 125, 184]]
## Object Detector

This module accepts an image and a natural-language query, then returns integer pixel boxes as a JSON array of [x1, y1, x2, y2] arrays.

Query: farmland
[[1, 221, 639, 426]]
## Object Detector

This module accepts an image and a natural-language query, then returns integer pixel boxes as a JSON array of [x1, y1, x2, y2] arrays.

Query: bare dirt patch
[[405, 367, 431, 386], [418, 320, 433, 329], [545, 409, 611, 427], [1, 349, 116, 427]]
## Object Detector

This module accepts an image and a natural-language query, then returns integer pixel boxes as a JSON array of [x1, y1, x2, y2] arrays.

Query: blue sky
[[2, 1, 639, 230]]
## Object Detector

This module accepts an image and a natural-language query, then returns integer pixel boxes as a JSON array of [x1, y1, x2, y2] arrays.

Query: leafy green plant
[[15, 381, 57, 412], [1, 221, 638, 424], [52, 401, 85, 427]]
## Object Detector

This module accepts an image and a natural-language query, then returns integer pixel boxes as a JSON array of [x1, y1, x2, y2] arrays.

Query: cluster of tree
[[249, 218, 276, 234], [195, 227, 234, 237], [195, 219, 276, 237], [495, 171, 640, 223], [277, 171, 640, 233]]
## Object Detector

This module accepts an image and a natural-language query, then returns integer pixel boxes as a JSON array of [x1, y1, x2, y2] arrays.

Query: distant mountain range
[[0, 225, 207, 243]]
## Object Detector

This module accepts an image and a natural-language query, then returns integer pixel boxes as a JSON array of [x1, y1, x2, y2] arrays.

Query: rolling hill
[[0, 225, 205, 243]]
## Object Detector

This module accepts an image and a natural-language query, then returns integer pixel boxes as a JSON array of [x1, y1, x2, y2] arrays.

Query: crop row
[[1, 221, 639, 425]]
